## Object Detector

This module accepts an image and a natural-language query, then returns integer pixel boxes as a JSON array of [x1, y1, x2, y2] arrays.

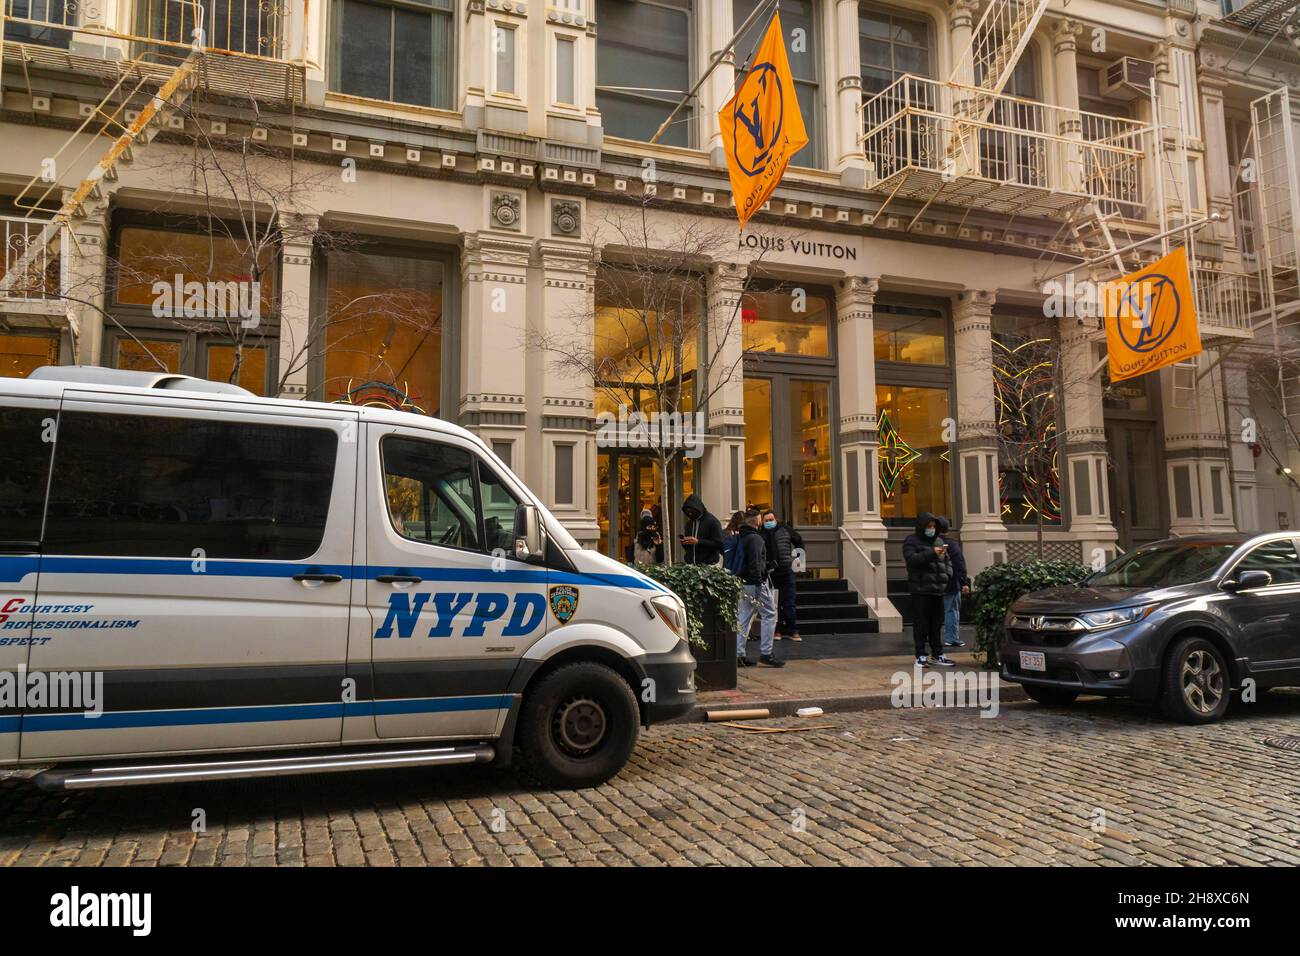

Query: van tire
[[517, 662, 639, 789], [1159, 636, 1230, 724], [1023, 685, 1078, 706]]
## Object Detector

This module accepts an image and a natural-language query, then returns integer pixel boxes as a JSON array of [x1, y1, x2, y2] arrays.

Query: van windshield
[[1087, 542, 1239, 588]]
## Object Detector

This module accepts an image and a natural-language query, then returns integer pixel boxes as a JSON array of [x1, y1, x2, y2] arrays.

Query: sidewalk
[[677, 629, 1026, 721]]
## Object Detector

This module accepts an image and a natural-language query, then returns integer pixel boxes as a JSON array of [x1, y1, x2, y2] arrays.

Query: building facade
[[4, 0, 1300, 630]]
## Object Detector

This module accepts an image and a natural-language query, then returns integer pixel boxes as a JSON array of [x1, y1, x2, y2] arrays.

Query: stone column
[[275, 213, 318, 400], [1060, 321, 1118, 565], [1199, 75, 1235, 247], [1222, 356, 1259, 532], [1161, 355, 1234, 534], [836, 276, 899, 632], [952, 290, 1009, 575], [461, 0, 488, 130], [62, 211, 110, 367], [537, 237, 600, 549], [948, 0, 979, 176], [1051, 19, 1084, 193], [697, 261, 747, 522], [703, 1, 737, 165], [834, 0, 867, 187], [459, 231, 531, 477]]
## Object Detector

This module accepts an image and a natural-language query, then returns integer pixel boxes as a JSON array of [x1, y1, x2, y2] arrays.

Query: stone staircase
[[793, 578, 878, 635]]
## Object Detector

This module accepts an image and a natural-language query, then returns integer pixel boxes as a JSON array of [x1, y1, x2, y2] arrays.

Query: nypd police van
[[0, 367, 695, 790]]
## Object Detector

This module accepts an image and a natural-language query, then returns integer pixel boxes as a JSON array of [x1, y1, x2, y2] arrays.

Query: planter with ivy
[[971, 559, 1092, 667], [638, 563, 742, 690]]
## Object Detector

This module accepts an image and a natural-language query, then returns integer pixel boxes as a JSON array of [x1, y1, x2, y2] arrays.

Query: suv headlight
[[1080, 605, 1156, 630], [650, 595, 688, 641]]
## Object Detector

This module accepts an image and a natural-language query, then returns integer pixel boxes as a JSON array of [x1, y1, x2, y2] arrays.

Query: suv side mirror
[[514, 505, 545, 563], [1224, 569, 1272, 591]]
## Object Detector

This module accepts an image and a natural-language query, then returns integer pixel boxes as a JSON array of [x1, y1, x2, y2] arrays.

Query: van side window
[[44, 410, 337, 559], [382, 437, 482, 551], [1235, 539, 1300, 585], [0, 406, 55, 544], [478, 464, 521, 555]]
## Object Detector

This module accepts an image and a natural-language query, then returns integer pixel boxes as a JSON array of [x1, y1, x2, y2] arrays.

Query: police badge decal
[[548, 585, 579, 625]]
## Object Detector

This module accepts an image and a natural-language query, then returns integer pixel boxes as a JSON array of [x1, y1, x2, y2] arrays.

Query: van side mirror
[[1224, 569, 1272, 591], [514, 505, 545, 563]]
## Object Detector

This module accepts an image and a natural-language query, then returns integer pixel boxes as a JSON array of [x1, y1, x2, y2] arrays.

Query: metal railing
[[1195, 267, 1258, 336], [861, 74, 1149, 216], [0, 215, 62, 301], [2, 0, 290, 61], [837, 526, 881, 616]]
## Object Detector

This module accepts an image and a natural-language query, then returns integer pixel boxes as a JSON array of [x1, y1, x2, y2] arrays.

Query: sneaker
[[944, 639, 966, 648], [916, 655, 929, 666], [931, 655, 957, 667], [789, 633, 803, 642], [759, 654, 785, 668], [737, 655, 754, 668]]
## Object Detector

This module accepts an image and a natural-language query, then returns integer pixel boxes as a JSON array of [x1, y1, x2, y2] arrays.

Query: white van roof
[[7, 365, 483, 445]]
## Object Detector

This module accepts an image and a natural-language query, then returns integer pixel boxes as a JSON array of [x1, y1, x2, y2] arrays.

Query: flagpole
[[647, 0, 781, 146]]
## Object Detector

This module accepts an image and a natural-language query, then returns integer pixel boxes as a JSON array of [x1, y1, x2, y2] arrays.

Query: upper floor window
[[4, 0, 71, 49], [331, 0, 455, 109], [735, 0, 819, 167], [148, 0, 284, 57], [859, 3, 932, 97], [596, 0, 693, 147]]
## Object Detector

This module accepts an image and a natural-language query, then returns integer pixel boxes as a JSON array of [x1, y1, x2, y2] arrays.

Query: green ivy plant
[[637, 563, 741, 650], [971, 560, 1091, 667]]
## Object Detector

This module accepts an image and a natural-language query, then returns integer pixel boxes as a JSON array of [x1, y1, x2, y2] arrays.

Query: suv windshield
[[1087, 542, 1239, 588]]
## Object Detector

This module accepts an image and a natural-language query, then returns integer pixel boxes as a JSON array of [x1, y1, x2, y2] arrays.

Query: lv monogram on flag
[[1103, 246, 1203, 383]]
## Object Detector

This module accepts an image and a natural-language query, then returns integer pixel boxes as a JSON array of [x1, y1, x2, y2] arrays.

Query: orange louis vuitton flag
[[719, 13, 808, 230], [1104, 246, 1203, 383]]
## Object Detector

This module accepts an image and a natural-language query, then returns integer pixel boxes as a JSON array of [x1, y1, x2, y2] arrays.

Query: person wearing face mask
[[902, 511, 955, 667], [762, 510, 803, 642]]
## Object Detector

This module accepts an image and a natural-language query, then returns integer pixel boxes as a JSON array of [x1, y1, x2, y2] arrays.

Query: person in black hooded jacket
[[680, 493, 724, 566], [935, 516, 970, 648], [902, 511, 955, 666]]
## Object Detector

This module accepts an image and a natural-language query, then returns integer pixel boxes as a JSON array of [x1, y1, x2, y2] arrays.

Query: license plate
[[1019, 650, 1047, 672]]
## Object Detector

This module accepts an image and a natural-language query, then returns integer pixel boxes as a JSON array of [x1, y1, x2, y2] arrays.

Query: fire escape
[[0, 0, 307, 356]]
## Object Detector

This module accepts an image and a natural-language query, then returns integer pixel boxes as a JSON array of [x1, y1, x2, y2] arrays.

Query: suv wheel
[[1160, 636, 1230, 724], [517, 662, 640, 789], [1023, 684, 1079, 706]]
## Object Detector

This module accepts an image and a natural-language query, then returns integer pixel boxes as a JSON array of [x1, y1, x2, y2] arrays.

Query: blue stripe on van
[[0, 716, 19, 734], [0, 555, 665, 591], [18, 695, 511, 732]]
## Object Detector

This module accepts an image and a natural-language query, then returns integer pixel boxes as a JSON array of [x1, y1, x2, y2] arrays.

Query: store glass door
[[743, 376, 835, 564], [597, 452, 665, 562], [1106, 421, 1164, 552]]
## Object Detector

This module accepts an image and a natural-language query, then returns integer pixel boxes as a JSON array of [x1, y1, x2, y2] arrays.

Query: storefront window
[[993, 312, 1061, 526], [0, 333, 59, 378], [594, 265, 701, 396], [741, 287, 831, 356], [743, 378, 773, 508], [115, 226, 277, 316], [116, 338, 182, 373], [207, 344, 269, 395], [873, 302, 946, 364], [875, 383, 950, 522], [324, 249, 443, 415]]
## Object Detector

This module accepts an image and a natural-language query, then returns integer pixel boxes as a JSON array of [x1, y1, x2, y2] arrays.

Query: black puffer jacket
[[681, 494, 725, 565], [902, 511, 953, 595], [763, 522, 804, 571], [735, 525, 770, 586], [935, 516, 969, 595]]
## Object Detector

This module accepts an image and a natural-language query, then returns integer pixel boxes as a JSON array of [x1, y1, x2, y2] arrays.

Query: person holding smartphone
[[902, 512, 956, 667]]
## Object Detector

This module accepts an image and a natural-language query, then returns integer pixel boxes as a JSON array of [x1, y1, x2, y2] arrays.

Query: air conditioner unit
[[1100, 57, 1155, 101]]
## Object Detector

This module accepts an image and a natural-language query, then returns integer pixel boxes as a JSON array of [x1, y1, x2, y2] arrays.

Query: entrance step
[[788, 576, 879, 636]]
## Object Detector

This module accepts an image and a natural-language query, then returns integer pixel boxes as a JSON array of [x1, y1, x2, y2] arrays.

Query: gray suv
[[1000, 532, 1300, 723]]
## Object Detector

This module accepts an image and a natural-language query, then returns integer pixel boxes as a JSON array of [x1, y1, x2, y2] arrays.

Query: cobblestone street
[[2, 694, 1299, 867]]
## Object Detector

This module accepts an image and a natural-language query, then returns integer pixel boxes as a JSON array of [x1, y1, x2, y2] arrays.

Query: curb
[[671, 682, 1029, 723]]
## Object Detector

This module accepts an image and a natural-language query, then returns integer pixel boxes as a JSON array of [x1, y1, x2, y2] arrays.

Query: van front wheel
[[518, 662, 640, 789]]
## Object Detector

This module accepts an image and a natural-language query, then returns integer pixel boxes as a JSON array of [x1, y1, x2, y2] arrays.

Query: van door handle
[[293, 573, 344, 583], [376, 574, 423, 585]]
